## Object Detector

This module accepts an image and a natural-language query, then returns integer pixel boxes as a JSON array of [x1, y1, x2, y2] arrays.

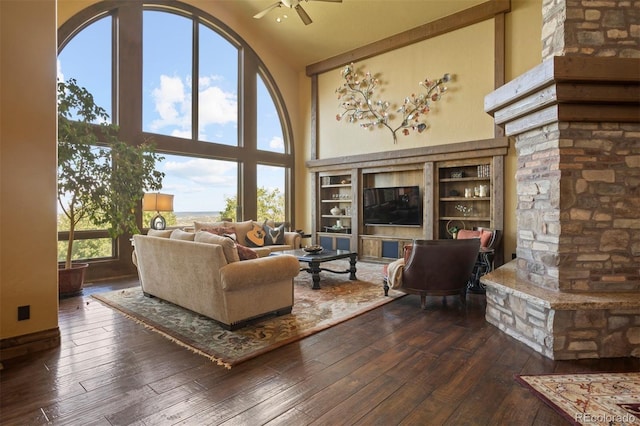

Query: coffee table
[[270, 248, 357, 290]]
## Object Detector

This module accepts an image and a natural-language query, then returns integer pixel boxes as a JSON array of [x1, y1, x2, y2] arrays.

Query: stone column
[[482, 0, 639, 360], [490, 0, 640, 292]]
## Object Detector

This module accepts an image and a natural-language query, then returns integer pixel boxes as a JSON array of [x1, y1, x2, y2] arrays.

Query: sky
[[57, 10, 285, 212]]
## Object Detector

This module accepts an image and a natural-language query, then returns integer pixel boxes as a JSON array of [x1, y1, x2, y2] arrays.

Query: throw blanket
[[387, 258, 404, 289]]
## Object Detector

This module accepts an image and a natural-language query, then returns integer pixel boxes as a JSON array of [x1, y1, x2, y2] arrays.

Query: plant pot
[[58, 263, 89, 298]]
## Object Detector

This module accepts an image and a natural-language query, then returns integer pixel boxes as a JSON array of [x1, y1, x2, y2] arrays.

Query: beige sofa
[[193, 219, 301, 256], [133, 231, 301, 330]]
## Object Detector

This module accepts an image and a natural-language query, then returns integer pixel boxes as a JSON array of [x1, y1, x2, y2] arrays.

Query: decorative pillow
[[480, 230, 493, 248], [170, 229, 195, 241], [194, 231, 240, 263], [456, 229, 481, 240], [147, 229, 172, 238], [245, 221, 266, 247], [264, 222, 285, 245], [236, 243, 258, 260], [201, 226, 237, 241]]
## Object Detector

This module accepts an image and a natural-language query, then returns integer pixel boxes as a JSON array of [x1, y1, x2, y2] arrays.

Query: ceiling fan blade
[[295, 4, 313, 25], [253, 2, 282, 19], [308, 0, 342, 2]]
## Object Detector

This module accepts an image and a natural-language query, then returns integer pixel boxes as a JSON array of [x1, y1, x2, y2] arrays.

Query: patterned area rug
[[516, 373, 640, 425], [93, 260, 403, 369]]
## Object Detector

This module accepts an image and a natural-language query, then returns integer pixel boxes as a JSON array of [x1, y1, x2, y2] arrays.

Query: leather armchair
[[384, 238, 480, 308]]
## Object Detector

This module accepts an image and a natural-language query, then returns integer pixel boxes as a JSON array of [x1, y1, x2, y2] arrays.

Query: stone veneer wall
[[542, 0, 640, 59], [516, 120, 640, 292], [483, 0, 639, 359]]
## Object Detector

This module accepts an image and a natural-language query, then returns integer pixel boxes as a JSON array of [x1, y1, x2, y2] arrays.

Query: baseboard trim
[[0, 328, 61, 361]]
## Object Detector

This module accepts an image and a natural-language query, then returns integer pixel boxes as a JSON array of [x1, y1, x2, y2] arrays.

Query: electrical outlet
[[18, 305, 30, 321]]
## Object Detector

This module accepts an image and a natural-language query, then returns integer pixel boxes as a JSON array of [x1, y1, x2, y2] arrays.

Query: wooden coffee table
[[270, 249, 357, 290]]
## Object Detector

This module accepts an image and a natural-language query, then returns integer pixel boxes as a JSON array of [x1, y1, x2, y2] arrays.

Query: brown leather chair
[[384, 238, 480, 309]]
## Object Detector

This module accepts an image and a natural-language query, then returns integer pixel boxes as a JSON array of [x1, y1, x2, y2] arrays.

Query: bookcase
[[436, 158, 494, 239], [317, 171, 355, 251], [307, 139, 507, 263]]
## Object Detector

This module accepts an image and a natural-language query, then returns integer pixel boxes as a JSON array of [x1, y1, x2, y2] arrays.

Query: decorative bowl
[[303, 245, 323, 254]]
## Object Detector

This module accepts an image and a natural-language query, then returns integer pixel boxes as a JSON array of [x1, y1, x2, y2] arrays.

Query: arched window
[[57, 1, 294, 277]]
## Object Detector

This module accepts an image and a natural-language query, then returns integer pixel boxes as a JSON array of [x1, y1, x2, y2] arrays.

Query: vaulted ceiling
[[203, 0, 488, 68]]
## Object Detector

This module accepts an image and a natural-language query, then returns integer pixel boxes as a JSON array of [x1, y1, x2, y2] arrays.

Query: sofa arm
[[219, 255, 300, 291], [284, 232, 301, 248]]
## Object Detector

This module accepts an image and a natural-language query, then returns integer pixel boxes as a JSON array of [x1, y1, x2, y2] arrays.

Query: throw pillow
[[201, 226, 237, 241], [236, 243, 258, 260], [147, 229, 172, 238], [264, 222, 285, 245], [456, 229, 481, 241], [480, 230, 493, 248], [194, 231, 240, 263], [170, 229, 195, 241], [245, 220, 266, 247]]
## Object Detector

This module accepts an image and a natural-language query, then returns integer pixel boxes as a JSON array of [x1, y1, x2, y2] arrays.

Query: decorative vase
[[58, 263, 89, 298], [330, 206, 342, 216]]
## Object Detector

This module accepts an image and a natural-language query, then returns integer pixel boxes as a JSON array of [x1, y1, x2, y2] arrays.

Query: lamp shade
[[142, 193, 174, 212]]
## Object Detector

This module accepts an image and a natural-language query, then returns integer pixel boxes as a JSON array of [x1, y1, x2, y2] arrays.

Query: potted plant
[[57, 78, 164, 297]]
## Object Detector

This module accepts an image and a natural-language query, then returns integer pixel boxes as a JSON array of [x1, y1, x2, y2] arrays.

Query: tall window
[[58, 2, 294, 270]]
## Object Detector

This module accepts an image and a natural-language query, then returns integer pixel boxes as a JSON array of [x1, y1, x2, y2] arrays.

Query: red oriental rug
[[516, 372, 640, 425]]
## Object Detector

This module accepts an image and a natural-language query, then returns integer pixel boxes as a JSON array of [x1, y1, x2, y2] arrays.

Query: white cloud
[[163, 157, 236, 188], [269, 136, 285, 152], [198, 85, 237, 125], [149, 75, 191, 132], [148, 74, 237, 139]]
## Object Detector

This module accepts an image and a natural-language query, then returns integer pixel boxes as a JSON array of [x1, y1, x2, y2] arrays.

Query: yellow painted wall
[[318, 19, 496, 158], [502, 0, 543, 259], [1, 0, 59, 340]]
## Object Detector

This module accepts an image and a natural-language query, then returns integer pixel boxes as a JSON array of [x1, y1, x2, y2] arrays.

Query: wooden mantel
[[484, 57, 640, 136], [306, 137, 510, 172]]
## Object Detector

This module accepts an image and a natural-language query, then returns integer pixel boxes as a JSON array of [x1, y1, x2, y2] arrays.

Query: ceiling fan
[[253, 0, 342, 26]]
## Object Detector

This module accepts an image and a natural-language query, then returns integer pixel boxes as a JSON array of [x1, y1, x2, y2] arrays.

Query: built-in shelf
[[308, 139, 507, 262]]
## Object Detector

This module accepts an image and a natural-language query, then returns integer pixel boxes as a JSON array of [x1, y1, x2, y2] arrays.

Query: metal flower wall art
[[335, 63, 452, 144]]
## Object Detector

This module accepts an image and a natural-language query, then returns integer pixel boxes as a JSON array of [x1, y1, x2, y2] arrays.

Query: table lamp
[[142, 193, 174, 230]]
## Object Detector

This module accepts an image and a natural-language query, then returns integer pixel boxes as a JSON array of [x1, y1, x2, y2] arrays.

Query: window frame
[[57, 1, 295, 279]]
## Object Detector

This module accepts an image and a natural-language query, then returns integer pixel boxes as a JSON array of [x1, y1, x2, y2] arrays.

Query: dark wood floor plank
[[105, 381, 206, 425], [2, 276, 638, 426], [309, 373, 405, 426]]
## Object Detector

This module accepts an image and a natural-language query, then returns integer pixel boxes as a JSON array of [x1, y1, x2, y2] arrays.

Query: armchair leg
[[460, 288, 467, 307], [420, 295, 426, 310], [383, 277, 389, 296]]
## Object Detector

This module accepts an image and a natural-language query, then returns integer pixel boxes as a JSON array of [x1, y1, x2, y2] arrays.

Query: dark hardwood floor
[[1, 277, 638, 425]]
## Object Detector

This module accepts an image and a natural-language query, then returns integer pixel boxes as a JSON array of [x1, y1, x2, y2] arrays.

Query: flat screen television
[[363, 185, 422, 226]]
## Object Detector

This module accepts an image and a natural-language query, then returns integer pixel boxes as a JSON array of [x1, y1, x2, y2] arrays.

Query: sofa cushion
[[236, 243, 258, 260], [147, 229, 172, 238], [264, 222, 285, 245], [170, 229, 195, 241], [194, 231, 240, 263]]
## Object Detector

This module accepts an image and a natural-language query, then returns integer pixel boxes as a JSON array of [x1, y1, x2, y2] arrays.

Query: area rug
[[93, 260, 403, 369], [516, 372, 640, 425]]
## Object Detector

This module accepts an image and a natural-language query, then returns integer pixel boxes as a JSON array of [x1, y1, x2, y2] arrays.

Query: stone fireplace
[[481, 0, 639, 359]]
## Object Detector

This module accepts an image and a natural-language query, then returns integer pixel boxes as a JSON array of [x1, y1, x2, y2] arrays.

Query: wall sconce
[[142, 193, 174, 230]]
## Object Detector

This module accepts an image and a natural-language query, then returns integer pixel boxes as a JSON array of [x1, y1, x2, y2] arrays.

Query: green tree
[[220, 187, 284, 222], [57, 78, 164, 269]]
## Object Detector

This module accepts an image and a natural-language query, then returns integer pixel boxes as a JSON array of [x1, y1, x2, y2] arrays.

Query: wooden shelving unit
[[307, 139, 507, 263], [435, 159, 496, 239]]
